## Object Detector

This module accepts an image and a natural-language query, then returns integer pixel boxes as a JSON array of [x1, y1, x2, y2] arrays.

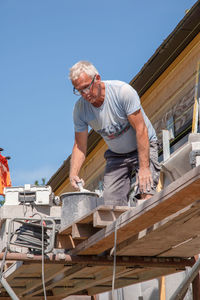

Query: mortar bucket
[[60, 191, 104, 229]]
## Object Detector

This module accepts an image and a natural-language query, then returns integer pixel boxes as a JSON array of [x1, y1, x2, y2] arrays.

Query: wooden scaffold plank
[[70, 166, 200, 255], [116, 199, 200, 257]]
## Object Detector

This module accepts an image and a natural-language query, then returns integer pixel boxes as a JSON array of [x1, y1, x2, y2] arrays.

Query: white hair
[[69, 61, 99, 81]]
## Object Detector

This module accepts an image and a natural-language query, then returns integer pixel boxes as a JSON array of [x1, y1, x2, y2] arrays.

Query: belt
[[104, 149, 138, 159]]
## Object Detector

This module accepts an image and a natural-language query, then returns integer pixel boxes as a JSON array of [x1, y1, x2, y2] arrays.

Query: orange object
[[0, 154, 11, 195]]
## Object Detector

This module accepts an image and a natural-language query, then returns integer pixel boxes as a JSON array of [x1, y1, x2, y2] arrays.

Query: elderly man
[[69, 61, 160, 206]]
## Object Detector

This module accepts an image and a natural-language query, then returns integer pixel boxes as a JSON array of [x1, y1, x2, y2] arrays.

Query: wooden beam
[[59, 205, 129, 235], [1, 253, 193, 268], [72, 223, 99, 240], [56, 234, 80, 249], [93, 208, 129, 228]]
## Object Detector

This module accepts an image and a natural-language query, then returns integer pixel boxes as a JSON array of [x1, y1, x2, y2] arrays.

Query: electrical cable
[[31, 213, 47, 299], [13, 220, 47, 298], [9, 215, 48, 298], [14, 222, 49, 252], [41, 217, 47, 300], [111, 219, 118, 300]]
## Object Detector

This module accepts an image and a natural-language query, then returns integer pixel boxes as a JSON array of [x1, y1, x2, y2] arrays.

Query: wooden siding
[[55, 33, 200, 196]]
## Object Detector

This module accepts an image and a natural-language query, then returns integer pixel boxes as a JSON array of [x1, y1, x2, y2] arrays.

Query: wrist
[[69, 174, 77, 182], [139, 165, 150, 170]]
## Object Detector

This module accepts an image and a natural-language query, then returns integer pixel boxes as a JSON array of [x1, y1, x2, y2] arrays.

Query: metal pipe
[[0, 252, 194, 268], [170, 256, 200, 300], [0, 277, 20, 300]]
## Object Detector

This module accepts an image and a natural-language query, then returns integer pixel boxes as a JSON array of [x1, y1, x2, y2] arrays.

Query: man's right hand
[[69, 175, 85, 190]]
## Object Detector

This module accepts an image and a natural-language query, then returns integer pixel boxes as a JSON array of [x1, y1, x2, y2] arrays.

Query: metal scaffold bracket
[[0, 276, 20, 300]]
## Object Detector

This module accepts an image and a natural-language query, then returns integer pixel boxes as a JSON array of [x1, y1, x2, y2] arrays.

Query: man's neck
[[92, 82, 105, 107]]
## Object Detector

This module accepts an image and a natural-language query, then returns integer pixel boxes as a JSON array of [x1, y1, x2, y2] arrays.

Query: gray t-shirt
[[73, 80, 157, 153]]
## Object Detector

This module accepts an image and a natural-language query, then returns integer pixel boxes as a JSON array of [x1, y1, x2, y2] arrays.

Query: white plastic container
[[4, 184, 53, 206]]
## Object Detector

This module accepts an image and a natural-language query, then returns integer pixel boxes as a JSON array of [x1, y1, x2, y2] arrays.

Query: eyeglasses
[[73, 75, 96, 96]]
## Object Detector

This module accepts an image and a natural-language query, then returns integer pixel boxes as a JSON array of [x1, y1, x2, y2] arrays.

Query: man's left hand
[[137, 167, 153, 194]]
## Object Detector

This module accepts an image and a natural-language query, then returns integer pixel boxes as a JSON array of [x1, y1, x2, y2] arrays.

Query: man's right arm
[[69, 129, 88, 189]]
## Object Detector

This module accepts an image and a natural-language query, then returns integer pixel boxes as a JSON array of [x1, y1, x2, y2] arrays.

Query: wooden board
[[2, 262, 183, 299], [51, 267, 150, 298], [86, 267, 180, 296], [23, 265, 92, 298], [1, 254, 190, 299], [70, 166, 200, 255], [116, 200, 200, 257], [2, 262, 71, 298], [159, 235, 200, 257]]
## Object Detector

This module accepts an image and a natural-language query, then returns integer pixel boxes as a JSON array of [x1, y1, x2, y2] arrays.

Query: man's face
[[72, 72, 100, 104]]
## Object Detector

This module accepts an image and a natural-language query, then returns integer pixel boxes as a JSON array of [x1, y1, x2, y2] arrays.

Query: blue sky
[[0, 0, 197, 187]]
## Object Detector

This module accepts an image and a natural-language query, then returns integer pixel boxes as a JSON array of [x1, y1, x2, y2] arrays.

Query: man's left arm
[[128, 110, 153, 194]]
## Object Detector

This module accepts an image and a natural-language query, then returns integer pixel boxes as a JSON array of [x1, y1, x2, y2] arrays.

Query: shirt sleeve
[[73, 101, 88, 132], [119, 83, 141, 116]]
